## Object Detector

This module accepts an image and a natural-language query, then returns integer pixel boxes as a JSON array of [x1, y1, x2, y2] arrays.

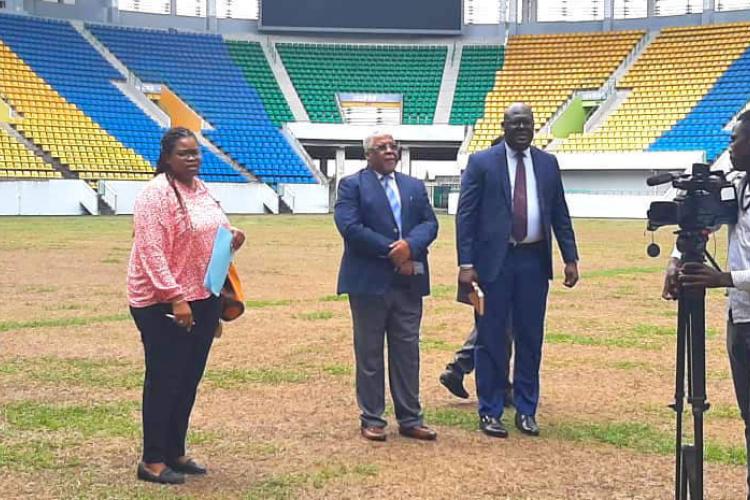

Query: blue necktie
[[382, 174, 402, 237]]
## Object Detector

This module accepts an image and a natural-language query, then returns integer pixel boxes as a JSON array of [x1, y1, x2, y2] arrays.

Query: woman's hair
[[154, 127, 198, 212], [154, 127, 198, 177]]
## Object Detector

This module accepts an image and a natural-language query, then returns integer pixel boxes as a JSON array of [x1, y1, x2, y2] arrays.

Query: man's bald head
[[503, 102, 532, 122], [502, 103, 535, 152]]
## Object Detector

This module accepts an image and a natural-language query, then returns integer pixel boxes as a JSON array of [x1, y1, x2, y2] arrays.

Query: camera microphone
[[647, 172, 676, 186]]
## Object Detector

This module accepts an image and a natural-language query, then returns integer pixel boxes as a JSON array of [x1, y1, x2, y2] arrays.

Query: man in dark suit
[[335, 132, 439, 442], [456, 103, 579, 438]]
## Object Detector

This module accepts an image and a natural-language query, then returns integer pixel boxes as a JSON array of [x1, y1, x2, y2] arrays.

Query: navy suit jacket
[[456, 141, 578, 284], [335, 167, 438, 297]]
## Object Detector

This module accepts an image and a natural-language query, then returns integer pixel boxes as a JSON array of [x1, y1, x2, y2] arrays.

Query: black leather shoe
[[515, 413, 540, 436], [137, 462, 185, 484], [167, 458, 207, 475], [479, 415, 508, 438], [440, 369, 469, 399]]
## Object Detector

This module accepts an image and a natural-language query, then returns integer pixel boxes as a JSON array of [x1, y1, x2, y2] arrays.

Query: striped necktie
[[382, 174, 402, 237]]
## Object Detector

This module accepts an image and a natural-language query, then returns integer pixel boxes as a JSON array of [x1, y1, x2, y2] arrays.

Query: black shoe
[[479, 415, 508, 438], [137, 462, 185, 484], [515, 413, 540, 436], [439, 369, 469, 399], [166, 458, 207, 475]]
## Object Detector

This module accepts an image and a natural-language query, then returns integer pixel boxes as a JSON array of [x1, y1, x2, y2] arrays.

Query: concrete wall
[[0, 180, 97, 215], [278, 183, 329, 213], [99, 180, 270, 214]]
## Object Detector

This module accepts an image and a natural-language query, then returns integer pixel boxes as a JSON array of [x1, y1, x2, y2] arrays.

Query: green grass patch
[[296, 311, 334, 321], [585, 266, 662, 279], [320, 294, 348, 302], [545, 331, 659, 350], [2, 401, 139, 438], [0, 357, 142, 389], [322, 363, 352, 376], [245, 299, 293, 309], [245, 463, 378, 500], [710, 404, 742, 419], [0, 313, 129, 333], [420, 338, 460, 352], [548, 420, 745, 466], [430, 284, 456, 299], [204, 368, 309, 388], [0, 439, 64, 471], [610, 360, 656, 372], [425, 407, 477, 431]]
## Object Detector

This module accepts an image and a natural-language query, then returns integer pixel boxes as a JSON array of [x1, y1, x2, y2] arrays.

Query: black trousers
[[130, 296, 219, 464], [727, 317, 750, 499]]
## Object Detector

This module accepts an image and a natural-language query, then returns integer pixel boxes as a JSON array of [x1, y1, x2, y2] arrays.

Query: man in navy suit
[[456, 103, 579, 438], [335, 132, 439, 442]]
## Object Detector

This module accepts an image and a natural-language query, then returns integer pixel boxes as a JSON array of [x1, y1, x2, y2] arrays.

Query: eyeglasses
[[175, 150, 201, 159], [371, 142, 401, 153]]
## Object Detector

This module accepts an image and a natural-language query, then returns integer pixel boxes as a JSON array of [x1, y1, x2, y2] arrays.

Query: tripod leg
[[688, 291, 707, 500], [674, 298, 688, 500]]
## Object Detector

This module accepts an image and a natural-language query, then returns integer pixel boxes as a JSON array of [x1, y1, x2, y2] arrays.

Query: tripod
[[671, 229, 717, 500]]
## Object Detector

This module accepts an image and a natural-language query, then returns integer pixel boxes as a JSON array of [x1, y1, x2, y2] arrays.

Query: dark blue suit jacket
[[335, 167, 438, 297], [456, 141, 578, 283]]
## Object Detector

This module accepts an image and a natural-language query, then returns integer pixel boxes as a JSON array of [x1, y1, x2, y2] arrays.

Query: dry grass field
[[0, 214, 747, 499]]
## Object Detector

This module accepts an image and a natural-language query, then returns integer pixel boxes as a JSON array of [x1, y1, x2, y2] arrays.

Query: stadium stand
[[649, 26, 750, 162], [87, 24, 315, 184], [276, 43, 447, 125], [0, 16, 154, 181], [226, 40, 294, 127], [449, 45, 504, 126], [469, 30, 645, 152], [0, 125, 60, 179], [561, 23, 750, 156]]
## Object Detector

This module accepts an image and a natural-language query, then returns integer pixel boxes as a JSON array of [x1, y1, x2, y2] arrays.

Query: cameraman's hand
[[679, 262, 733, 289], [662, 257, 680, 300]]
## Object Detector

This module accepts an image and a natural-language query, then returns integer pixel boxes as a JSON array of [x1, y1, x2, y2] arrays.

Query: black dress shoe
[[137, 462, 185, 484], [439, 369, 469, 399], [167, 458, 207, 475], [479, 415, 508, 438], [515, 413, 540, 436]]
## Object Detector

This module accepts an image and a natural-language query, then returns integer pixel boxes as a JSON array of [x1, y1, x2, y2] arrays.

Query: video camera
[[646, 163, 737, 232]]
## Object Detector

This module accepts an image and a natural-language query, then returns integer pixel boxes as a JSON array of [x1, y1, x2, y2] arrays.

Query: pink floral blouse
[[127, 174, 230, 308]]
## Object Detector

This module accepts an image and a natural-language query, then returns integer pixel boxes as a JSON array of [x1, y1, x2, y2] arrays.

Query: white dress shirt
[[728, 174, 750, 323], [506, 146, 543, 244]]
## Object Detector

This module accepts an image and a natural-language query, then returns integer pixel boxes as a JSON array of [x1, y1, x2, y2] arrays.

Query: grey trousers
[[447, 325, 513, 383], [349, 289, 423, 429], [727, 318, 750, 499]]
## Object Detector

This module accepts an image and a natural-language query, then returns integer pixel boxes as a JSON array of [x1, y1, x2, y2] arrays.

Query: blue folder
[[204, 225, 234, 296]]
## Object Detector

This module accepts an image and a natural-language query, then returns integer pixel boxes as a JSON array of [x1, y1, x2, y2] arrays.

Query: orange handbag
[[220, 262, 245, 321]]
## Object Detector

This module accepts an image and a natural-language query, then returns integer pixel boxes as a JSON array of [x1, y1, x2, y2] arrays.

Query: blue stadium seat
[[86, 24, 315, 184], [649, 45, 750, 162], [0, 13, 245, 183]]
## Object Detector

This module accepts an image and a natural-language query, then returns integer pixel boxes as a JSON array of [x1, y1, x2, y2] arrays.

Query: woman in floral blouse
[[128, 127, 245, 484]]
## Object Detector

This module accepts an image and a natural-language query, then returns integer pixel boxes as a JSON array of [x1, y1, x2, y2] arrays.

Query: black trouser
[[727, 316, 750, 499], [447, 325, 514, 386], [130, 296, 219, 464]]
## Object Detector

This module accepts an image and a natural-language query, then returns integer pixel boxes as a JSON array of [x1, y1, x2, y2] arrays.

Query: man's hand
[[396, 261, 415, 276], [230, 227, 246, 251], [662, 258, 680, 300], [388, 239, 411, 266], [679, 262, 733, 289], [563, 262, 579, 288], [458, 267, 479, 286]]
